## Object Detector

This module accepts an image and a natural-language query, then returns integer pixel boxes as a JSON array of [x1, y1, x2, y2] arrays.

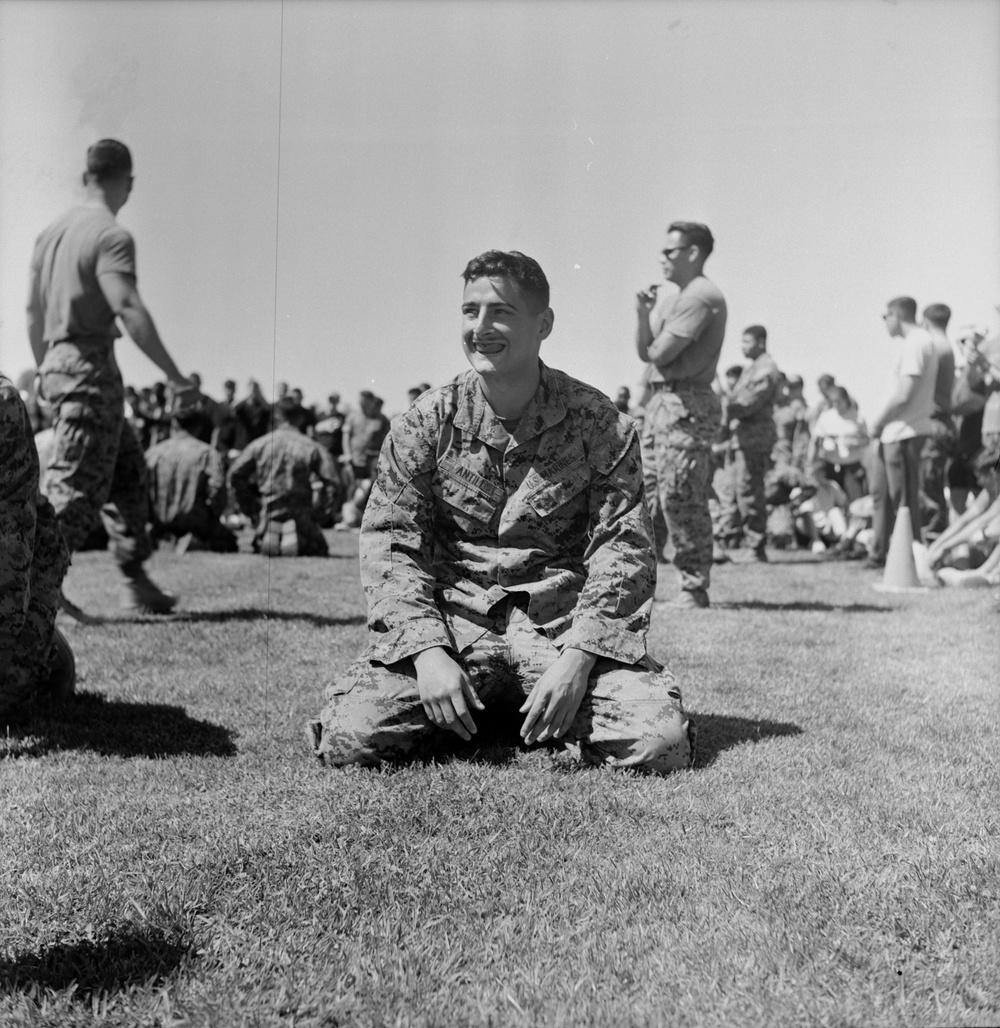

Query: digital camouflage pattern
[[38, 340, 152, 565], [309, 593, 694, 773], [359, 363, 656, 666], [642, 386, 721, 593], [307, 363, 694, 774], [1, 375, 69, 714], [229, 424, 339, 556], [720, 351, 782, 551]]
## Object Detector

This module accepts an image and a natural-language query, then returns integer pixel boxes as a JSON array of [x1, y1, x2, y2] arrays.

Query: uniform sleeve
[[728, 359, 780, 420], [557, 416, 655, 664], [227, 446, 259, 518], [96, 224, 136, 279], [205, 448, 228, 518], [359, 410, 453, 664], [0, 387, 38, 678]]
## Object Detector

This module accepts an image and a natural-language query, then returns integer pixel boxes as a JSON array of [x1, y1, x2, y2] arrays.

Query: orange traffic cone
[[875, 505, 926, 592]]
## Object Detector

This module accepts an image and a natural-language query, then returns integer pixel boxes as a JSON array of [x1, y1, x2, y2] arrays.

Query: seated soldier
[[228, 397, 339, 556], [928, 444, 1000, 587], [144, 395, 238, 553], [2, 374, 75, 715], [307, 250, 694, 773]]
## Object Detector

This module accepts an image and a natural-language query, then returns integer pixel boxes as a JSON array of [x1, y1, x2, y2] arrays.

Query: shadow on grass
[[2, 692, 237, 760], [692, 712, 802, 768], [93, 608, 366, 628], [0, 924, 192, 999], [714, 600, 891, 613]]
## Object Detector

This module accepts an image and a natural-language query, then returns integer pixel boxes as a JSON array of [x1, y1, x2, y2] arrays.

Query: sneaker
[[811, 540, 827, 554], [121, 569, 178, 614], [861, 556, 885, 570], [43, 627, 76, 700], [669, 588, 710, 609], [58, 590, 102, 624]]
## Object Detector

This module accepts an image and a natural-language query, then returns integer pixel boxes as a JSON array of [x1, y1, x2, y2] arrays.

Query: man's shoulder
[[681, 275, 726, 307], [545, 365, 621, 417]]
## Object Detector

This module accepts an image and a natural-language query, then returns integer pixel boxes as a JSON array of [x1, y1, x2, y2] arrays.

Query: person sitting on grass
[[792, 460, 848, 555], [144, 394, 238, 553], [307, 249, 694, 773], [228, 397, 339, 557], [927, 445, 1000, 588]]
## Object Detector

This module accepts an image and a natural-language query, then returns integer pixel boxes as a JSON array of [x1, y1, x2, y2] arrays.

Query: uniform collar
[[454, 362, 567, 448]]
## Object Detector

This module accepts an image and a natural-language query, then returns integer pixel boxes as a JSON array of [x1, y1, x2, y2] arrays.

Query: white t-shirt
[[880, 328, 939, 443], [813, 407, 869, 465]]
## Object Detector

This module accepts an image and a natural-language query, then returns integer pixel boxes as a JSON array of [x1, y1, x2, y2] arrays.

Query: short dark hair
[[725, 364, 743, 379], [887, 296, 918, 323], [173, 408, 204, 433], [86, 139, 132, 182], [743, 324, 767, 345], [828, 385, 850, 403], [273, 396, 303, 426], [922, 303, 951, 330], [462, 250, 550, 313], [667, 221, 714, 257]]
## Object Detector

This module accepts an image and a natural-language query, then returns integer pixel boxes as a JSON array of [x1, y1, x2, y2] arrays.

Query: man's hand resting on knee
[[520, 647, 596, 745], [413, 646, 485, 741]]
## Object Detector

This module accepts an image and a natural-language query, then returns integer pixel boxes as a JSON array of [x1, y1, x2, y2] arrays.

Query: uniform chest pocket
[[431, 457, 505, 525], [524, 460, 591, 518]]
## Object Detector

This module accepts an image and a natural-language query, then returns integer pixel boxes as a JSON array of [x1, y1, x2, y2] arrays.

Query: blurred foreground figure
[[635, 222, 727, 608], [1, 375, 74, 716], [229, 398, 339, 556], [27, 139, 194, 616], [308, 250, 694, 774]]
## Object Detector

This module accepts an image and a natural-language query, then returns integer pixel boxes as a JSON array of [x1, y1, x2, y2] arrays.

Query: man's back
[[231, 427, 334, 517], [31, 206, 135, 345], [146, 432, 225, 528]]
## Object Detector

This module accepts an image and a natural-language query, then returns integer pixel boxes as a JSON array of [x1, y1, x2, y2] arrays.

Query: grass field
[[1, 533, 998, 1028]]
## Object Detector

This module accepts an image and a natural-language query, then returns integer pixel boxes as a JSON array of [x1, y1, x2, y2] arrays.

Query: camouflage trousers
[[39, 341, 152, 565], [253, 511, 329, 557], [716, 446, 772, 552], [1, 496, 69, 715], [642, 387, 721, 592], [308, 599, 694, 774]]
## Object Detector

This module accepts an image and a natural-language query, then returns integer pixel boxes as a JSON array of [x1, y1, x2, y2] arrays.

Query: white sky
[[1, 0, 997, 419]]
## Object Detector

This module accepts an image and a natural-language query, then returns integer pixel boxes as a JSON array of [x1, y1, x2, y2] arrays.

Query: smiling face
[[461, 276, 553, 382]]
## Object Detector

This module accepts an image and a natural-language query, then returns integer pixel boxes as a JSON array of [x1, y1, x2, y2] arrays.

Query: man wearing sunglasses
[[635, 222, 727, 608]]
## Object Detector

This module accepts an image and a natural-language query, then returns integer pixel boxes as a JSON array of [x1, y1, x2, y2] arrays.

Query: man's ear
[[538, 308, 554, 342]]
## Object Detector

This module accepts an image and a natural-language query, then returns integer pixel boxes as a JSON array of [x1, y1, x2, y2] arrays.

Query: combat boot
[[120, 562, 178, 614]]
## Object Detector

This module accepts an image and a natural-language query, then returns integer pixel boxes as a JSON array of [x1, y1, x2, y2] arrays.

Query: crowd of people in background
[[621, 303, 999, 587], [18, 293, 998, 590]]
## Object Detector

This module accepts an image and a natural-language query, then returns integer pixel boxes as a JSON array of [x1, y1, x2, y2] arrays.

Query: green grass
[[2, 534, 998, 1027]]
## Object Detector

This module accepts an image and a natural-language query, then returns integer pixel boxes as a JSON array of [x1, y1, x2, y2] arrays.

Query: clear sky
[[1, 0, 997, 420]]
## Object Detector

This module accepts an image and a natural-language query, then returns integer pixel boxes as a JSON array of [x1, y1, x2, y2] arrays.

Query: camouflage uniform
[[145, 430, 237, 550], [308, 364, 694, 773], [642, 386, 722, 591], [1, 376, 70, 715], [229, 424, 338, 556], [717, 352, 781, 554]]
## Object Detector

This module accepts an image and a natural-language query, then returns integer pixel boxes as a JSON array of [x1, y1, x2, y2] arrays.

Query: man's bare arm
[[26, 265, 47, 366], [98, 271, 189, 386]]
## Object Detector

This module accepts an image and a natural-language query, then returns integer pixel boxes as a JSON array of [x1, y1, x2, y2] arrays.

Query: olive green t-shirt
[[30, 205, 135, 346], [647, 274, 727, 388]]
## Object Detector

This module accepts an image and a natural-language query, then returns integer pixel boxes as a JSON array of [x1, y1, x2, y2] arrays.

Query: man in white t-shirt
[[865, 296, 940, 567]]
